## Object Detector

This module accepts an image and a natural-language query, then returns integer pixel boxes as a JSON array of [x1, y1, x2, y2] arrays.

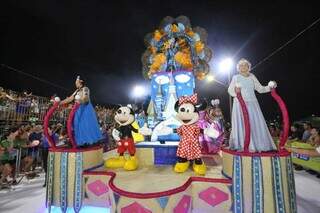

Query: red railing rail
[[67, 102, 80, 149], [236, 91, 251, 153], [271, 89, 290, 151], [43, 101, 60, 148]]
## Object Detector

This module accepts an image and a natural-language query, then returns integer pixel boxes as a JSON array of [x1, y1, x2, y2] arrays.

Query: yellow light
[[206, 75, 215, 82]]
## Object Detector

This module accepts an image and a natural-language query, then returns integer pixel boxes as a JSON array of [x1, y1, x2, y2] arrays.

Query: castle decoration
[[142, 16, 213, 141], [163, 74, 177, 120], [146, 99, 156, 129], [154, 83, 165, 120]]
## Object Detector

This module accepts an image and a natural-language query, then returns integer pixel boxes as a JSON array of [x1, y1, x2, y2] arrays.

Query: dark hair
[[9, 126, 20, 134], [2, 126, 20, 139]]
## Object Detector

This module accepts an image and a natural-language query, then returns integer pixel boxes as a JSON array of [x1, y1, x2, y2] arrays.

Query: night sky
[[0, 0, 319, 121]]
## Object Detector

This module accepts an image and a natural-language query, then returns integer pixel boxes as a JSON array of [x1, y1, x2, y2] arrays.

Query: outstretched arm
[[60, 90, 77, 105], [0, 92, 16, 101], [251, 74, 270, 93]]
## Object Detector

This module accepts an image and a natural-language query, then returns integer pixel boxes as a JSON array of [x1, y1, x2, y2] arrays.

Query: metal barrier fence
[[1, 89, 118, 188], [0, 89, 72, 136]]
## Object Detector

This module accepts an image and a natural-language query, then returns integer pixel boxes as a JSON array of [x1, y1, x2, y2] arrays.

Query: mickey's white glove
[[139, 124, 153, 136], [268, 81, 277, 89], [204, 127, 220, 139], [112, 129, 120, 141]]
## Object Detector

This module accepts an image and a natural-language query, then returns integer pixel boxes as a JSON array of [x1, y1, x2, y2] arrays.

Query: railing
[[43, 97, 81, 150], [271, 89, 290, 151], [43, 101, 60, 148], [235, 91, 251, 153], [66, 102, 80, 149], [0, 96, 50, 123], [236, 88, 289, 153]]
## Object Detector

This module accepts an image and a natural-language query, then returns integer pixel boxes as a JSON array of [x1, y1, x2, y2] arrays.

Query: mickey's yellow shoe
[[174, 161, 190, 173], [104, 156, 126, 169], [123, 156, 138, 171], [193, 162, 206, 175]]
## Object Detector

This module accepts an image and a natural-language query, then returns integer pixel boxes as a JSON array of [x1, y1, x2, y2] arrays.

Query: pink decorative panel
[[173, 195, 192, 213], [87, 180, 109, 197], [121, 201, 152, 213], [199, 186, 229, 207]]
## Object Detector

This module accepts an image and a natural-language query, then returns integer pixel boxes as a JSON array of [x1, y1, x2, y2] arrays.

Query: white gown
[[228, 73, 276, 152]]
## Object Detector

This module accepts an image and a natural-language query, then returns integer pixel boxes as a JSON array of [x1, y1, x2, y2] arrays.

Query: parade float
[[43, 16, 296, 213]]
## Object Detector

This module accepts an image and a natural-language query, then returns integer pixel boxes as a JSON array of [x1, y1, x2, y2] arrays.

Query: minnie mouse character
[[104, 105, 151, 171], [172, 93, 211, 175]]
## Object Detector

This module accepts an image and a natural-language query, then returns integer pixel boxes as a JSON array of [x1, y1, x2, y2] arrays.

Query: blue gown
[[73, 87, 102, 146]]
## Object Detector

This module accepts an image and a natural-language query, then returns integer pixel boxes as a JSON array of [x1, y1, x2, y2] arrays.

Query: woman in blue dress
[[60, 76, 102, 147], [228, 59, 277, 152]]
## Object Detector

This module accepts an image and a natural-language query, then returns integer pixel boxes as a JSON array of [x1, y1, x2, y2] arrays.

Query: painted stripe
[[272, 157, 285, 213], [73, 152, 83, 213], [60, 152, 68, 213], [286, 157, 297, 213], [252, 157, 263, 213], [46, 152, 55, 212], [233, 155, 243, 213]]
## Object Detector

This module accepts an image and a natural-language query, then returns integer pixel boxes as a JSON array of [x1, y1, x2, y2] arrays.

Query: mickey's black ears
[[116, 105, 135, 115], [126, 105, 135, 115], [195, 100, 208, 112]]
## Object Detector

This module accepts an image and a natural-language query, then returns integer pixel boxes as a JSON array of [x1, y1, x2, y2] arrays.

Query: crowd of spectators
[[0, 87, 119, 189]]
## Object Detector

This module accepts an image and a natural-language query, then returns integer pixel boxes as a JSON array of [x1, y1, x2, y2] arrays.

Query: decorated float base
[[46, 145, 104, 213], [222, 148, 297, 213], [82, 144, 233, 212], [46, 143, 298, 212]]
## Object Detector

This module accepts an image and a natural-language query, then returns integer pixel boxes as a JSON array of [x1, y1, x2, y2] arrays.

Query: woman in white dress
[[228, 58, 277, 152]]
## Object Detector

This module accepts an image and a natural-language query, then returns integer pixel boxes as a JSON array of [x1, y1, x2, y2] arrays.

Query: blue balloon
[[178, 23, 185, 32], [164, 24, 171, 33], [199, 51, 205, 59], [193, 33, 200, 41]]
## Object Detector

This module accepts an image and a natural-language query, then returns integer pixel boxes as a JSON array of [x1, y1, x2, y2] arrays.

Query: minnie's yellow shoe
[[193, 162, 206, 175], [104, 156, 126, 169], [123, 156, 138, 171], [174, 161, 190, 173]]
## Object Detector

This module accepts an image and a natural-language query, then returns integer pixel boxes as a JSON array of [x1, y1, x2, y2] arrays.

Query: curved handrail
[[67, 102, 80, 149], [43, 101, 60, 148], [236, 91, 251, 153], [271, 89, 290, 151]]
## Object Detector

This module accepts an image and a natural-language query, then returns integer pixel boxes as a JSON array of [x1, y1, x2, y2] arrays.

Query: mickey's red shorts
[[117, 138, 136, 155]]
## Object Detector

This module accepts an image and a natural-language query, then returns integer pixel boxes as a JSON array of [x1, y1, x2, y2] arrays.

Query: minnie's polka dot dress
[[177, 123, 201, 160]]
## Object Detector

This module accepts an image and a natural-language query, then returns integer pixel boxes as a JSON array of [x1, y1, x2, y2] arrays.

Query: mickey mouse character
[[173, 93, 210, 175], [104, 105, 139, 171]]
